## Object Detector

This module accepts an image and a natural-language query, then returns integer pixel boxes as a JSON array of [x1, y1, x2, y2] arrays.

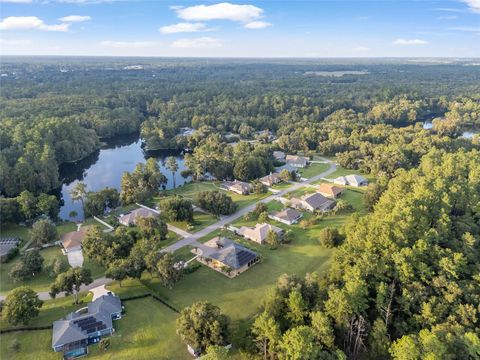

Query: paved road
[[0, 276, 112, 301], [163, 158, 337, 252]]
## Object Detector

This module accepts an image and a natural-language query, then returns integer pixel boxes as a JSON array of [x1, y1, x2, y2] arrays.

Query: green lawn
[[160, 181, 271, 211], [271, 181, 293, 190], [166, 211, 218, 233], [0, 246, 105, 295], [1, 222, 77, 247], [298, 163, 330, 178]]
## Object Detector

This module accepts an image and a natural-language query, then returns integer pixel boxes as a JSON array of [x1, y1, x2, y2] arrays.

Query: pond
[[57, 133, 190, 221]]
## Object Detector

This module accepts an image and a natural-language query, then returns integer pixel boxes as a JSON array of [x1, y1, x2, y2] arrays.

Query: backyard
[[298, 162, 330, 178]]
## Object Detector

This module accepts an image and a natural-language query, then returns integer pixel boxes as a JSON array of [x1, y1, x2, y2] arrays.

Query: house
[[197, 237, 259, 277], [333, 174, 368, 187], [222, 180, 252, 195], [238, 223, 284, 244], [118, 207, 159, 226], [273, 151, 286, 161], [60, 226, 94, 254], [285, 155, 310, 168], [259, 173, 282, 187], [275, 163, 298, 174], [177, 127, 196, 137], [52, 293, 123, 359], [269, 208, 303, 225], [316, 183, 345, 198], [290, 193, 335, 212]]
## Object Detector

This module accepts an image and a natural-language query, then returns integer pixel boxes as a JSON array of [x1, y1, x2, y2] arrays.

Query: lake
[[57, 133, 190, 221]]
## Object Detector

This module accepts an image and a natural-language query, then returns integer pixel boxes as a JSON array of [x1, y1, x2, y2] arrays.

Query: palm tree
[[70, 182, 87, 219], [165, 156, 179, 188]]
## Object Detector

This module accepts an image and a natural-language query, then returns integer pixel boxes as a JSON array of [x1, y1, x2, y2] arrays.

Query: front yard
[[298, 162, 330, 178]]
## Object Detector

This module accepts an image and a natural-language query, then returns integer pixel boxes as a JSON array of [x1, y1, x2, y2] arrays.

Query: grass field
[[298, 163, 330, 178], [166, 211, 218, 233], [1, 222, 78, 247], [0, 246, 105, 294], [162, 181, 271, 211]]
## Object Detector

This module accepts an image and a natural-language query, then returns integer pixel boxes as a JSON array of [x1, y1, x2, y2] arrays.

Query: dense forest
[[1, 58, 479, 199]]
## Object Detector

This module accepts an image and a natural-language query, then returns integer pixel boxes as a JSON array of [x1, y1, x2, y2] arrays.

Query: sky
[[0, 0, 479, 57]]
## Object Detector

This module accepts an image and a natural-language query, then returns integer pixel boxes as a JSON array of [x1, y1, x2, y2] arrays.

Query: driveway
[[67, 249, 84, 267]]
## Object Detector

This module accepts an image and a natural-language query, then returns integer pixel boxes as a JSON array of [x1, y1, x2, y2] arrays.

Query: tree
[[36, 193, 59, 220], [166, 156, 179, 188], [9, 250, 44, 282], [278, 326, 321, 360], [311, 311, 335, 351], [156, 253, 183, 289], [279, 169, 293, 182], [253, 203, 268, 218], [30, 218, 57, 247], [159, 196, 193, 222], [258, 211, 269, 224], [50, 267, 93, 304], [105, 261, 128, 287], [99, 338, 110, 351], [137, 216, 168, 241], [252, 311, 281, 360], [286, 289, 307, 326], [196, 191, 236, 216], [202, 345, 230, 360], [84, 188, 120, 217], [17, 190, 37, 221], [121, 159, 167, 204], [70, 182, 87, 218], [318, 227, 343, 248], [3, 286, 43, 326], [266, 230, 280, 249], [46, 258, 68, 278], [176, 301, 230, 352]]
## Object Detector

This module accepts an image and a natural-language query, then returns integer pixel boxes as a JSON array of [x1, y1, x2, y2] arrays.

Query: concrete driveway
[[67, 249, 84, 267]]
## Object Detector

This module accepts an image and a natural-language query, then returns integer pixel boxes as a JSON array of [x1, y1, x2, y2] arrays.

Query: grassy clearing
[[0, 246, 105, 294], [166, 211, 218, 233], [160, 181, 271, 211], [271, 182, 293, 190], [298, 163, 330, 178], [1, 222, 77, 247]]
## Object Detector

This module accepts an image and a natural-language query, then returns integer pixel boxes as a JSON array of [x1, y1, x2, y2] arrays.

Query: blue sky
[[0, 0, 479, 57]]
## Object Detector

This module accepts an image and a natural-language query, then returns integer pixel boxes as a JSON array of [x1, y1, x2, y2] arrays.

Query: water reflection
[[57, 134, 189, 221]]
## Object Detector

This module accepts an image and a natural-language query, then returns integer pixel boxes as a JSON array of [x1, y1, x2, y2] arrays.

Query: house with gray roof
[[333, 174, 368, 187], [285, 155, 310, 168], [275, 163, 298, 174], [290, 193, 335, 212], [273, 151, 286, 161], [118, 207, 158, 226], [52, 293, 122, 359], [269, 208, 303, 225], [197, 237, 259, 277], [259, 173, 282, 187], [222, 180, 252, 195], [238, 223, 284, 244]]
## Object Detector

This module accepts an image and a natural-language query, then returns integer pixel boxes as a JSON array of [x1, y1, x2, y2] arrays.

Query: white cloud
[[100, 41, 162, 48], [174, 2, 264, 23], [244, 21, 271, 29], [171, 37, 222, 49], [462, 0, 480, 13], [438, 15, 458, 20], [393, 38, 429, 45], [59, 15, 91, 22], [0, 16, 70, 31], [159, 22, 212, 34], [353, 46, 370, 52]]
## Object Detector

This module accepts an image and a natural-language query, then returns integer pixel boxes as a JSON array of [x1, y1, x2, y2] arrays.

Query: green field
[[298, 163, 330, 178], [166, 211, 218, 233], [0, 246, 105, 294], [162, 181, 271, 210]]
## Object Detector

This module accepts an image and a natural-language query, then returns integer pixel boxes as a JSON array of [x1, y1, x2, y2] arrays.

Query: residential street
[[162, 158, 337, 252]]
